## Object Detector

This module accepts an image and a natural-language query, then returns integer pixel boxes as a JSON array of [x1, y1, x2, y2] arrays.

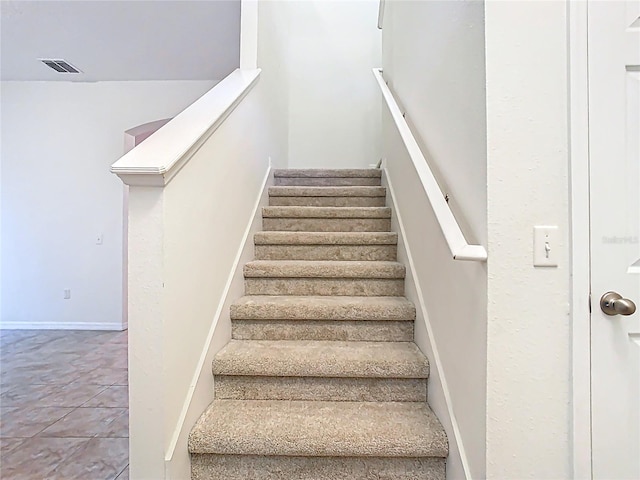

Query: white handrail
[[373, 68, 488, 262], [377, 0, 385, 29]]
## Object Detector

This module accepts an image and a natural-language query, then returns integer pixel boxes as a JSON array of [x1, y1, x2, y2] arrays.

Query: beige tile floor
[[0, 329, 129, 480]]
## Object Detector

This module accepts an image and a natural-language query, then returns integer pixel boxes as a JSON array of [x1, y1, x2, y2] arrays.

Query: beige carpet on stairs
[[188, 169, 449, 480]]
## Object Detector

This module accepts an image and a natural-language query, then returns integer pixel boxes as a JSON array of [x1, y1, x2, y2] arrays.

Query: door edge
[[568, 1, 593, 478]]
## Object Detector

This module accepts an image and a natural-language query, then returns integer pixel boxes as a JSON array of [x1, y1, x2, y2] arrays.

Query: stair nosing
[[230, 295, 416, 321], [212, 340, 428, 379], [243, 260, 405, 279], [262, 206, 391, 219], [273, 169, 382, 179], [254, 232, 398, 246], [189, 399, 448, 458], [269, 186, 386, 197]]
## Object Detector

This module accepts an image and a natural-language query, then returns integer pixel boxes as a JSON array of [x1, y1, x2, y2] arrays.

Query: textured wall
[[485, 1, 571, 478]]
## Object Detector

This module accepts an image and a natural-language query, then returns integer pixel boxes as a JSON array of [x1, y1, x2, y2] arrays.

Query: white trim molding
[[0, 322, 126, 331], [373, 68, 487, 262], [568, 0, 592, 478], [111, 68, 261, 187]]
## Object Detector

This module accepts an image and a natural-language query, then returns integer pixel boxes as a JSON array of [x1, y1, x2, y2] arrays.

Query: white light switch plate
[[533, 226, 558, 267]]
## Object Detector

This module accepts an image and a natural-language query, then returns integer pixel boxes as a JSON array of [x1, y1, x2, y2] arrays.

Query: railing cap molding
[[111, 68, 261, 187]]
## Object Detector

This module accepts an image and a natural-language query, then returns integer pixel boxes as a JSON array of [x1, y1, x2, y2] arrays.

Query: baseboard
[[0, 321, 126, 331], [164, 163, 274, 479], [382, 167, 471, 480]]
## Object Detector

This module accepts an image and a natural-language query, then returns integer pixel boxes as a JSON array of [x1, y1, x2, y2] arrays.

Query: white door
[[589, 1, 640, 478]]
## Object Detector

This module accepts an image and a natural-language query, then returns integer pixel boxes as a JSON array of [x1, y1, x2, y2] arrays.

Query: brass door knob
[[600, 292, 637, 316]]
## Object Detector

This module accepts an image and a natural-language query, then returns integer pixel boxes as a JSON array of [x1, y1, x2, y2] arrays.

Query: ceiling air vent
[[40, 59, 82, 74]]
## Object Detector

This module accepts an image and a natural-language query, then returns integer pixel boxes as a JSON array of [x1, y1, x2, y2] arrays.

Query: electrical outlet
[[64, 289, 71, 299]]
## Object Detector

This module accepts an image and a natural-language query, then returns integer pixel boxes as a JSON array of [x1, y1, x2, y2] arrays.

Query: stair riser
[[191, 455, 445, 480], [269, 196, 386, 207], [263, 218, 391, 232], [244, 278, 404, 296], [214, 376, 426, 402], [254, 245, 397, 261], [274, 177, 381, 186], [232, 320, 414, 342]]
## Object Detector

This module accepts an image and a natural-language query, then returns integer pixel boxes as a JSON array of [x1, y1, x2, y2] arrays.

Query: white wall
[[484, 2, 571, 478], [381, 2, 488, 478], [257, 0, 381, 169], [0, 80, 216, 329], [257, 0, 290, 166], [382, 0, 487, 243]]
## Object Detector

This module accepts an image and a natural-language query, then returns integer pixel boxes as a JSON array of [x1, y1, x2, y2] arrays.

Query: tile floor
[[0, 329, 129, 480]]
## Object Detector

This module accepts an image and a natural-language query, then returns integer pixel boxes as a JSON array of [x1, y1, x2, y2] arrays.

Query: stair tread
[[263, 206, 391, 218], [269, 186, 386, 197], [213, 340, 428, 378], [189, 399, 447, 458], [273, 169, 382, 178], [254, 231, 397, 245], [231, 295, 416, 321], [244, 260, 405, 278]]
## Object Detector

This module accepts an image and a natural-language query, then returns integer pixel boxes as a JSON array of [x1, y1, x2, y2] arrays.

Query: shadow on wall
[[124, 119, 172, 154]]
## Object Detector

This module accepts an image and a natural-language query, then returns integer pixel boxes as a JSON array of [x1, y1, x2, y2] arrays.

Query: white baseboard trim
[[0, 321, 126, 331], [383, 167, 472, 480]]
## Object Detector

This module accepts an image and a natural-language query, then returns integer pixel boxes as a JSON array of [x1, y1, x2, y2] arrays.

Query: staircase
[[188, 169, 448, 479]]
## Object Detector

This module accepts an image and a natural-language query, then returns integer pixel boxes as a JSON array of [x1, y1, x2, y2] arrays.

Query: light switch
[[96, 234, 103, 245], [533, 226, 558, 267]]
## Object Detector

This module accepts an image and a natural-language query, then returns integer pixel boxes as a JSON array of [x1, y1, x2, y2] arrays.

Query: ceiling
[[0, 0, 241, 82]]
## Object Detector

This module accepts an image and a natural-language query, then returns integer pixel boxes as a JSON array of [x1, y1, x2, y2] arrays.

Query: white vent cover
[[39, 59, 82, 74]]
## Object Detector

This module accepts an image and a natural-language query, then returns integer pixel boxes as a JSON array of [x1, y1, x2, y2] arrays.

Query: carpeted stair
[[189, 169, 448, 479]]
